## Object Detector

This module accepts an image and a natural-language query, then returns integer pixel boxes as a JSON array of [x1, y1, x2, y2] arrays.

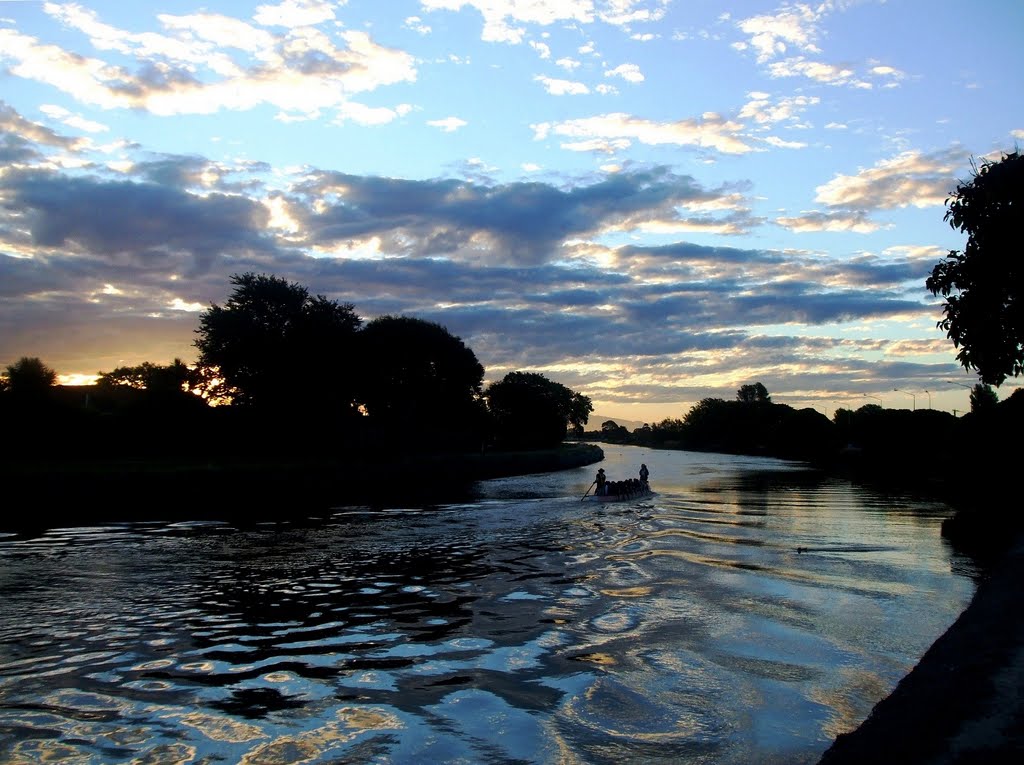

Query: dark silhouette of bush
[[355, 315, 486, 448], [485, 372, 593, 449], [2, 356, 57, 401]]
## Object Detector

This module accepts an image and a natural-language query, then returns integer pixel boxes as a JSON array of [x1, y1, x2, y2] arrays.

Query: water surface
[[0, 446, 977, 763]]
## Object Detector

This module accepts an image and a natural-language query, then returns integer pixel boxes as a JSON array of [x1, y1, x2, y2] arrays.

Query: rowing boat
[[582, 486, 655, 503]]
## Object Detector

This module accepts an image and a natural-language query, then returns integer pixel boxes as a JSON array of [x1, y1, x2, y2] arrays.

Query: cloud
[[768, 57, 870, 88], [605, 63, 644, 83], [421, 0, 594, 44], [533, 112, 755, 155], [814, 149, 966, 211], [775, 210, 883, 233], [289, 166, 754, 264], [598, 0, 671, 26], [0, 8, 416, 120], [0, 168, 273, 272], [39, 105, 109, 134], [336, 101, 412, 126], [421, 0, 669, 43], [734, 5, 904, 89], [535, 76, 590, 95], [736, 4, 822, 64], [760, 135, 807, 149], [253, 0, 339, 28], [774, 148, 969, 233], [0, 100, 82, 163], [738, 92, 819, 126], [427, 116, 468, 132], [404, 16, 433, 34]]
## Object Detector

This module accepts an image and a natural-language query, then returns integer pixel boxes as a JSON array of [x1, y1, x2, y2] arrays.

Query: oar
[[581, 480, 596, 501]]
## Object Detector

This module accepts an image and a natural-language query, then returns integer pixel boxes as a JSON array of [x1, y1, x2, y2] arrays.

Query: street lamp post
[[923, 389, 932, 409], [893, 388, 916, 410], [863, 394, 882, 404]]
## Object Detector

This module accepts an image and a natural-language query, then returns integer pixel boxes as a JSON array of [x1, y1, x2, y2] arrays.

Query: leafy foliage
[[356, 315, 485, 434], [970, 382, 999, 414], [98, 359, 200, 395], [927, 151, 1024, 385], [736, 382, 771, 403], [2, 356, 57, 397], [194, 273, 361, 412], [485, 371, 593, 449]]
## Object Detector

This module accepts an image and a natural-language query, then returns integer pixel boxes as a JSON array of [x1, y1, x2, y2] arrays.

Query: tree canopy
[[737, 382, 771, 403], [194, 273, 361, 412], [355, 315, 485, 434], [98, 359, 200, 396], [969, 382, 999, 414], [485, 371, 593, 449], [926, 150, 1024, 386], [2, 356, 57, 398]]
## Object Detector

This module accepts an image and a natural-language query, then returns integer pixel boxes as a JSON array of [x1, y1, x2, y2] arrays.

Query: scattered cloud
[[533, 112, 754, 155], [739, 92, 819, 127], [605, 63, 644, 83], [736, 4, 822, 64], [404, 16, 432, 34], [734, 5, 904, 90], [0, 7, 416, 120], [254, 0, 338, 28], [814, 149, 965, 211], [427, 116, 468, 131], [535, 75, 590, 95], [39, 105, 109, 134], [421, 0, 594, 44], [421, 0, 668, 44], [776, 210, 883, 233]]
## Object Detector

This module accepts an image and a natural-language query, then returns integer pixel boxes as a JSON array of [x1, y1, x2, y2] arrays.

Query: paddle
[[581, 480, 596, 501]]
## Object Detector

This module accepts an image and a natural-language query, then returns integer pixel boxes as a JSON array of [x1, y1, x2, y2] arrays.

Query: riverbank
[[818, 526, 1024, 764], [2, 442, 604, 530]]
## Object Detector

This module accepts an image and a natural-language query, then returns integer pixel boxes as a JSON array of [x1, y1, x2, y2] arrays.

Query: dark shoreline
[[817, 528, 1024, 764], [1, 443, 605, 530]]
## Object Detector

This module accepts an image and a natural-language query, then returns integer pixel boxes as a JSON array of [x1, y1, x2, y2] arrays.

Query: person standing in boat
[[595, 468, 607, 496], [639, 463, 649, 487]]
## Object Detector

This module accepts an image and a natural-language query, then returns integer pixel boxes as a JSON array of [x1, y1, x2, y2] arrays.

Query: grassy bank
[[2, 443, 604, 530]]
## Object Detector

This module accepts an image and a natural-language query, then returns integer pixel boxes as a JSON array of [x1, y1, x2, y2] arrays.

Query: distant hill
[[587, 414, 647, 431]]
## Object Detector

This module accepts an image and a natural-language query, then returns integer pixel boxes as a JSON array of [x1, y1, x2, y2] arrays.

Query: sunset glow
[[2, 0, 1022, 422]]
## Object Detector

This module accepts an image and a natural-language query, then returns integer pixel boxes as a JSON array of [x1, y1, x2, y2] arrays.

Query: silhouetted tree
[[485, 372, 593, 449], [682, 397, 734, 450], [599, 419, 630, 443], [98, 359, 201, 396], [926, 150, 1024, 385], [737, 382, 771, 403], [969, 382, 999, 414], [356, 316, 485, 438], [194, 273, 361, 413], [2, 356, 57, 398]]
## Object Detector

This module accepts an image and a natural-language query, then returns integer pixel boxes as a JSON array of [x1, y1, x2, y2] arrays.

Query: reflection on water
[[0, 446, 976, 764]]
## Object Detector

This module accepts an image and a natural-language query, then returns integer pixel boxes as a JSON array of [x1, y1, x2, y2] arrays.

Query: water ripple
[[0, 448, 976, 764]]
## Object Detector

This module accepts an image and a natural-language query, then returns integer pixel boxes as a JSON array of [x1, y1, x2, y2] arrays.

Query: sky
[[2, 0, 1022, 426]]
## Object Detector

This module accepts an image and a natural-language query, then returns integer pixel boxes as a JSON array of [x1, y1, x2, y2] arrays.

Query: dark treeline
[[579, 381, 1023, 548], [0, 273, 598, 518]]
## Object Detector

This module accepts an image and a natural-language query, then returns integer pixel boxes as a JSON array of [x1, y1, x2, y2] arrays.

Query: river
[[0, 445, 977, 764]]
